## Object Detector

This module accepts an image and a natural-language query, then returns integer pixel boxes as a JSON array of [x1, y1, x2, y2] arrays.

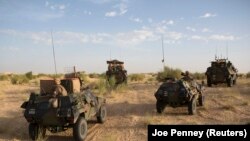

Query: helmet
[[185, 71, 189, 76]]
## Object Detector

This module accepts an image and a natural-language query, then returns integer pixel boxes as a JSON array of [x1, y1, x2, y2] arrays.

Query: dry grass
[[143, 113, 155, 127], [102, 133, 118, 141], [0, 78, 250, 141]]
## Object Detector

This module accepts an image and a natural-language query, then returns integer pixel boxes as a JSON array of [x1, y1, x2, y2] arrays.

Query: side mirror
[[20, 101, 28, 109]]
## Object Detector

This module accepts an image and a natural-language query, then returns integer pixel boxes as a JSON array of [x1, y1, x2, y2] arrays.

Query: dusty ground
[[0, 79, 250, 141]]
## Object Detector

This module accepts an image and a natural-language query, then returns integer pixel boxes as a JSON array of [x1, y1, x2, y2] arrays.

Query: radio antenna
[[215, 45, 218, 60], [226, 42, 228, 60], [51, 30, 57, 76], [161, 35, 165, 70], [109, 46, 111, 61]]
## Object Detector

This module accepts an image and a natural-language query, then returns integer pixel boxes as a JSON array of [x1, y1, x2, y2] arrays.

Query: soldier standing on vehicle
[[182, 71, 193, 81], [52, 78, 67, 97], [182, 71, 203, 93]]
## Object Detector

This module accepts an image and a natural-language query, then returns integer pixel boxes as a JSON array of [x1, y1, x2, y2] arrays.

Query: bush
[[11, 75, 29, 84], [37, 73, 48, 77], [50, 74, 63, 78], [115, 83, 127, 92], [79, 72, 89, 83], [25, 71, 33, 80], [97, 78, 108, 95], [0, 74, 9, 81], [129, 74, 145, 81], [107, 76, 116, 89], [99, 72, 107, 79], [147, 77, 155, 82], [192, 72, 206, 80], [157, 66, 182, 82], [89, 73, 100, 78]]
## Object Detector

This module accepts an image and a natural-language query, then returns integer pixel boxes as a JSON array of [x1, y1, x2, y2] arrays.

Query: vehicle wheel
[[29, 123, 46, 140], [97, 106, 107, 123], [227, 78, 233, 87], [156, 100, 165, 114], [207, 78, 212, 87], [73, 117, 88, 141], [198, 95, 205, 106], [188, 98, 197, 115]]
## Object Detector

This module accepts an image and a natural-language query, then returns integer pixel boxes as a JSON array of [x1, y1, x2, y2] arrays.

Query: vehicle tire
[[73, 117, 88, 141], [29, 123, 46, 140], [207, 78, 212, 87], [227, 78, 233, 87], [156, 100, 164, 114], [188, 98, 197, 115], [97, 106, 107, 123], [198, 95, 205, 106]]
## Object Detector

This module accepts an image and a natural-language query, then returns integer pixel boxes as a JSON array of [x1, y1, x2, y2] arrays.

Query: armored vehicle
[[21, 77, 107, 141], [205, 59, 238, 87], [154, 75, 205, 115], [106, 59, 127, 84]]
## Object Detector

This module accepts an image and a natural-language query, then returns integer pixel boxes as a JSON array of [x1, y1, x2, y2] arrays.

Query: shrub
[[192, 72, 206, 80], [157, 66, 182, 82], [107, 76, 116, 89], [147, 77, 155, 82], [37, 73, 48, 77], [115, 83, 127, 92], [97, 78, 108, 95], [79, 72, 89, 83], [89, 73, 100, 78], [0, 74, 9, 81], [129, 74, 145, 81], [11, 75, 29, 84], [25, 71, 33, 80], [99, 72, 107, 79], [50, 73, 63, 78]]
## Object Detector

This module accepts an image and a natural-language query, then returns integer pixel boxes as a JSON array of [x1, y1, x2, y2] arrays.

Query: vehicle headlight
[[163, 91, 168, 96], [28, 109, 35, 114]]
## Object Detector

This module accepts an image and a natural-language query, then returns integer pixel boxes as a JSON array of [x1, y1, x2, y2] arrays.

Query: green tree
[[25, 71, 33, 80]]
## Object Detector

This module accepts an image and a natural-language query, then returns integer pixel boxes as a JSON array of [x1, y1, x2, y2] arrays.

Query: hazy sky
[[0, 0, 249, 74]]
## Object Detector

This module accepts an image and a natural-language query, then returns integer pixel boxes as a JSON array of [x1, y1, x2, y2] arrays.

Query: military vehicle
[[21, 76, 107, 141], [154, 76, 205, 115], [205, 59, 238, 87], [106, 59, 127, 84]]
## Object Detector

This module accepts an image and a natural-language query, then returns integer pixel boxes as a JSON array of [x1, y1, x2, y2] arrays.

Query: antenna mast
[[51, 30, 57, 76], [109, 47, 111, 61], [226, 42, 228, 60], [215, 45, 218, 60], [161, 35, 165, 70]]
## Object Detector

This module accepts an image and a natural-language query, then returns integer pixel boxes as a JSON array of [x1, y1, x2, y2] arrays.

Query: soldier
[[182, 71, 193, 81], [52, 78, 67, 97], [182, 71, 202, 93], [84, 87, 98, 112]]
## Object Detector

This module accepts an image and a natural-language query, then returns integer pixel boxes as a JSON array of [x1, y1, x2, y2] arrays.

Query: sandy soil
[[0, 79, 250, 141]]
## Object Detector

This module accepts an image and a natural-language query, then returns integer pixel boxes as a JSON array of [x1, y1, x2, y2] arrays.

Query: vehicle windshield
[[160, 82, 180, 92]]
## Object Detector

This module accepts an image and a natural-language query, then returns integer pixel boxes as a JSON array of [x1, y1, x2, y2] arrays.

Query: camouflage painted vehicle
[[21, 77, 107, 141], [205, 59, 238, 87], [106, 59, 127, 84], [154, 76, 205, 115]]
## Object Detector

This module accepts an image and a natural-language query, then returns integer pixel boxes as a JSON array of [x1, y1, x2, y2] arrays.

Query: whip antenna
[[161, 35, 165, 69], [226, 42, 228, 60], [51, 30, 57, 76]]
